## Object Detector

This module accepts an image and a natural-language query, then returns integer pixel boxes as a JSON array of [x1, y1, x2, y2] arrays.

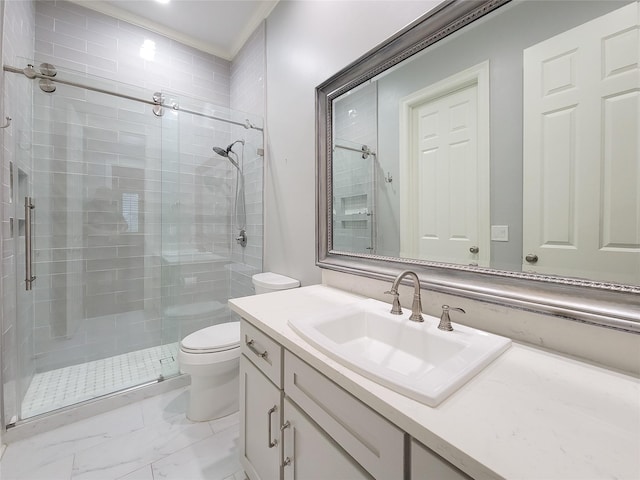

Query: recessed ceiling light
[[156, 0, 170, 4]]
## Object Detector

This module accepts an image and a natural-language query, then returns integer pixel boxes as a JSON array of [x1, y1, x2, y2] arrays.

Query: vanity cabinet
[[240, 319, 464, 480], [240, 320, 373, 480]]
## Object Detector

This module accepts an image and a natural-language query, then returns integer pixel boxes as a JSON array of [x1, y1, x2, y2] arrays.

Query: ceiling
[[73, 0, 278, 60]]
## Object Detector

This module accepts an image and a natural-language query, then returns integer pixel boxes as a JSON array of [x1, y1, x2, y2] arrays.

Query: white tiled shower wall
[[1, 0, 265, 421], [29, 0, 238, 371], [229, 23, 265, 299]]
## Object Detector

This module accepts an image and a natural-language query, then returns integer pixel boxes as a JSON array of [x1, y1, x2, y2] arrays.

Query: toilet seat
[[180, 322, 240, 354]]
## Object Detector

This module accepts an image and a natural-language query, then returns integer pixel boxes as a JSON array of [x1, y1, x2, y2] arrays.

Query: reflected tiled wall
[[333, 83, 377, 253]]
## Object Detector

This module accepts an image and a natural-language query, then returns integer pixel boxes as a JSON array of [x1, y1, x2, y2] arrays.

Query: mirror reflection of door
[[399, 62, 490, 266], [523, 1, 640, 284]]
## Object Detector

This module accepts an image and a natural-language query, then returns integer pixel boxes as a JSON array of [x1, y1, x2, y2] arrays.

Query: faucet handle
[[438, 305, 465, 331], [384, 290, 403, 315]]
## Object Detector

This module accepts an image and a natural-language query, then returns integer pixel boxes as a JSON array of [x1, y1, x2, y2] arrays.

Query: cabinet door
[[240, 355, 282, 480], [284, 351, 404, 479], [411, 438, 471, 480], [282, 397, 372, 480]]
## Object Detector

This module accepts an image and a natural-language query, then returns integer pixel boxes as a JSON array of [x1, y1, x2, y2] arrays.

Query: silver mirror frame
[[316, 0, 640, 333]]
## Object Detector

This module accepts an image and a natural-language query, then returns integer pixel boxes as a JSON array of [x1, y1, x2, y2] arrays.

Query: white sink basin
[[288, 298, 511, 406]]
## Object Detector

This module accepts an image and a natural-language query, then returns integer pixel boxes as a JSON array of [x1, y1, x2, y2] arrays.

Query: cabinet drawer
[[241, 319, 283, 388], [284, 350, 405, 479]]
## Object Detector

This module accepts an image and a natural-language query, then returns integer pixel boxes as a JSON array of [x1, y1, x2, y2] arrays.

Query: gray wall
[[264, 0, 443, 286]]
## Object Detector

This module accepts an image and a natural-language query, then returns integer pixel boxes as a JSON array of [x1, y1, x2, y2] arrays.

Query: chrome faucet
[[384, 270, 423, 322]]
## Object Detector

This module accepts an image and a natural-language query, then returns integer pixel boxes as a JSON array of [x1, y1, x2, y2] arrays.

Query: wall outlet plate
[[491, 225, 509, 241]]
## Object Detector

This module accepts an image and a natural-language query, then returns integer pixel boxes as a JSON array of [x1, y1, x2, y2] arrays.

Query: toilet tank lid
[[181, 322, 240, 352], [252, 272, 300, 290]]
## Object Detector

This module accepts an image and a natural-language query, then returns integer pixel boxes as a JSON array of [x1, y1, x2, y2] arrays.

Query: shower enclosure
[[332, 81, 379, 254], [332, 139, 378, 254], [2, 61, 263, 425]]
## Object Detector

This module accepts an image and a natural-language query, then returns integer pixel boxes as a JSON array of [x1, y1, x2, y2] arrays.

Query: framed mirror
[[316, 0, 639, 332]]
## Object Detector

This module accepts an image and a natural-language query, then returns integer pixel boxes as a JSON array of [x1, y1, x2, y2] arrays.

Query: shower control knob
[[236, 229, 247, 248]]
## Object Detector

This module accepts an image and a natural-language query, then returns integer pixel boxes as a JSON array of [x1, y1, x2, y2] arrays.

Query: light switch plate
[[491, 225, 509, 241]]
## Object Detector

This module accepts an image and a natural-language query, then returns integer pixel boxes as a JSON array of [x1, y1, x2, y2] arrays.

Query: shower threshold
[[21, 343, 179, 419]]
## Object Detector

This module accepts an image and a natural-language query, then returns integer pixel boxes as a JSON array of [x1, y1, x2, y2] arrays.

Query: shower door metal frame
[[4, 64, 264, 132]]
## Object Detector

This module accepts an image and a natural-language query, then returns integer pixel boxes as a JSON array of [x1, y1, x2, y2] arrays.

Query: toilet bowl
[[178, 322, 240, 422]]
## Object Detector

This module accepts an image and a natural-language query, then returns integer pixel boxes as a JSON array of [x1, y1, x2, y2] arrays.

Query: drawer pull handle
[[246, 339, 269, 360], [281, 421, 291, 467], [267, 405, 278, 448]]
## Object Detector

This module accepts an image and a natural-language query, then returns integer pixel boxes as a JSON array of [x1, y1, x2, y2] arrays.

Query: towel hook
[[0, 116, 11, 129]]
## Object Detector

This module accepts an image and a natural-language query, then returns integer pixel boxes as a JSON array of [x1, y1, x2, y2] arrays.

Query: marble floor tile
[[139, 386, 189, 427], [1, 386, 246, 480], [1, 402, 144, 479], [151, 426, 242, 480], [223, 471, 248, 480], [71, 412, 214, 479], [4, 454, 75, 480], [116, 465, 153, 480], [209, 411, 240, 434]]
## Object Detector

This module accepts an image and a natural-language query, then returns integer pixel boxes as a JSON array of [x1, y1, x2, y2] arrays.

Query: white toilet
[[178, 322, 241, 422], [178, 272, 299, 422]]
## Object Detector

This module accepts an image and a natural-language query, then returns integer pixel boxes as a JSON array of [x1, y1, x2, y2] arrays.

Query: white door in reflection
[[400, 63, 490, 266], [523, 1, 640, 284]]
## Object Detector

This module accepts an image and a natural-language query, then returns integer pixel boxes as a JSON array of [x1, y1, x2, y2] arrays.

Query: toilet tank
[[252, 272, 300, 294]]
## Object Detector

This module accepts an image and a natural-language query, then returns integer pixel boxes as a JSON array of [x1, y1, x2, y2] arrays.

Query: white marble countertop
[[229, 285, 640, 480]]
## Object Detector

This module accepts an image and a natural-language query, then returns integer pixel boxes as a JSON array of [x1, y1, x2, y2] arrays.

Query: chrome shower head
[[212, 139, 245, 156], [227, 139, 245, 153], [213, 144, 242, 170], [212, 146, 228, 157]]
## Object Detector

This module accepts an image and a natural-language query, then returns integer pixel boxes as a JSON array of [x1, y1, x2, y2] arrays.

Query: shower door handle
[[24, 197, 36, 291]]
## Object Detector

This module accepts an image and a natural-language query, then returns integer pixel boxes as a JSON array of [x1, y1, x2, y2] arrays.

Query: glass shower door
[[159, 94, 265, 379], [15, 67, 170, 419], [159, 92, 237, 378]]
